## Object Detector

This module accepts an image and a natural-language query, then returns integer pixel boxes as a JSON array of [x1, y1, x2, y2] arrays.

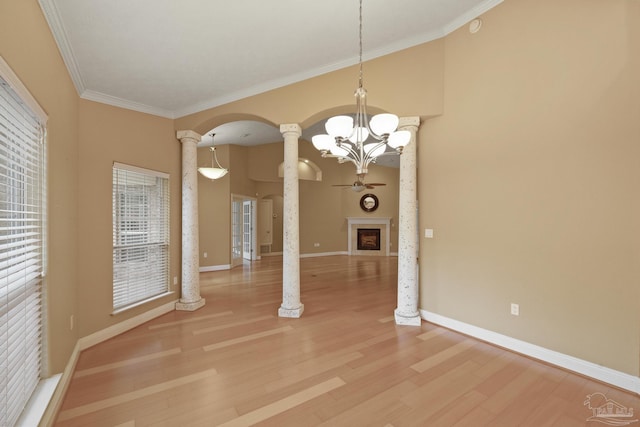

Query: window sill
[[16, 374, 61, 426], [111, 291, 175, 316]]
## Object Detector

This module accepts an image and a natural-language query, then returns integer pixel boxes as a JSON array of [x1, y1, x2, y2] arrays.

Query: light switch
[[425, 229, 434, 238]]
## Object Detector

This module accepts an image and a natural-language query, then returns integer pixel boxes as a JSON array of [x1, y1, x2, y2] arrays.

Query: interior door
[[231, 197, 243, 267], [243, 200, 252, 260]]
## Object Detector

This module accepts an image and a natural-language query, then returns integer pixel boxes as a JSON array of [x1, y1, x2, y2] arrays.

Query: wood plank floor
[[55, 256, 640, 426]]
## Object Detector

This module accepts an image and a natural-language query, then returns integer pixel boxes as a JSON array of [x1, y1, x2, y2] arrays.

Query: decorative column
[[176, 130, 205, 311], [278, 123, 304, 318], [395, 117, 421, 325]]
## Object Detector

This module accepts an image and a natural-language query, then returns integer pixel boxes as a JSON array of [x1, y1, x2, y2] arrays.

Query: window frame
[[112, 162, 170, 313], [0, 56, 48, 427]]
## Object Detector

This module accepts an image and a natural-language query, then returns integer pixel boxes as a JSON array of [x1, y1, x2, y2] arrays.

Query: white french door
[[231, 195, 257, 267]]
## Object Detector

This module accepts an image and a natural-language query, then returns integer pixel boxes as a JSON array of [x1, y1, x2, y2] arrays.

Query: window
[[112, 163, 169, 311], [0, 60, 47, 426]]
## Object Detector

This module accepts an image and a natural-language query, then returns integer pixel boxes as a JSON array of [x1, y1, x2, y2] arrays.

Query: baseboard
[[40, 299, 178, 425], [260, 252, 282, 257], [300, 251, 348, 258], [80, 299, 177, 350], [420, 309, 640, 394], [199, 264, 231, 272]]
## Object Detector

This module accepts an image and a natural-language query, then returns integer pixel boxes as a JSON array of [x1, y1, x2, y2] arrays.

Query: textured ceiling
[[39, 0, 502, 120], [38, 0, 502, 167]]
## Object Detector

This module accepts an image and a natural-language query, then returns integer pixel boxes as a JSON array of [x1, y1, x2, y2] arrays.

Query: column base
[[176, 298, 206, 312], [394, 309, 421, 326], [278, 304, 304, 318]]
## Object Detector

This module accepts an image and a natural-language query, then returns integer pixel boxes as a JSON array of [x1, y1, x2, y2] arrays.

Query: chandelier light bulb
[[325, 116, 353, 138], [348, 127, 369, 144], [312, 134, 334, 151], [370, 113, 399, 136], [364, 143, 386, 157], [388, 130, 411, 149], [329, 144, 350, 157]]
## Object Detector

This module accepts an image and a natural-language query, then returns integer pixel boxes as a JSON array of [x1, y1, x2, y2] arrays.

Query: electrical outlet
[[510, 303, 519, 316], [70, 315, 74, 331], [314, 243, 320, 247], [173, 276, 178, 285], [203, 252, 207, 258]]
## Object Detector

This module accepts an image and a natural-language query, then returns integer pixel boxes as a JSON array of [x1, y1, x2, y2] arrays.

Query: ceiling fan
[[333, 174, 386, 192]]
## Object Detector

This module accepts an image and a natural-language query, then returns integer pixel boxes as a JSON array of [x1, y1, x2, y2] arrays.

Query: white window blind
[[0, 69, 46, 425], [112, 163, 169, 310]]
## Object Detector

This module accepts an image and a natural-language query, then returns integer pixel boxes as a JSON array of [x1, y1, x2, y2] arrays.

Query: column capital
[[279, 123, 302, 137], [176, 130, 202, 143], [398, 116, 420, 131]]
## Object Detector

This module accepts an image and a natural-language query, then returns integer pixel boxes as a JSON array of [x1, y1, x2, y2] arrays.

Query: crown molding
[[38, 0, 85, 96]]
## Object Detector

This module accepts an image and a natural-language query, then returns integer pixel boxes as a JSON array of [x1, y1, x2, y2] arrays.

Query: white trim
[[300, 251, 349, 258], [38, 300, 177, 425], [37, 342, 80, 427], [81, 299, 177, 350], [420, 309, 640, 394], [442, 0, 504, 35], [37, 0, 85, 97], [0, 56, 48, 122], [260, 251, 283, 257], [113, 161, 169, 179], [200, 264, 232, 272], [111, 291, 175, 315], [15, 374, 61, 427], [83, 89, 175, 119]]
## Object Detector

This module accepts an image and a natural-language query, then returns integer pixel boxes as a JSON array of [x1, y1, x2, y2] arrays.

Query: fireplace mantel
[[347, 217, 391, 256]]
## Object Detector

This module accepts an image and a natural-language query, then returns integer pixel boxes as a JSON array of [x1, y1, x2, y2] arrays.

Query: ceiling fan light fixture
[[352, 183, 365, 192]]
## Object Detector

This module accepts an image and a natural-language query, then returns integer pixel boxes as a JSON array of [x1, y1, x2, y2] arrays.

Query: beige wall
[[1, 0, 80, 373], [198, 145, 231, 267], [77, 100, 180, 337], [420, 0, 640, 375]]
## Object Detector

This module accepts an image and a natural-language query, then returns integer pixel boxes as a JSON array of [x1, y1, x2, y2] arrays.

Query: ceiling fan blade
[[365, 183, 386, 186], [332, 184, 353, 187]]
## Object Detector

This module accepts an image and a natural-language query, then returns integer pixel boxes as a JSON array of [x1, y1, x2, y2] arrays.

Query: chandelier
[[198, 134, 228, 180], [311, 0, 410, 176]]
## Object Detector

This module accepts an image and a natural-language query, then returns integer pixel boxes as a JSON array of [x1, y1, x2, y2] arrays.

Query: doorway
[[231, 195, 257, 267]]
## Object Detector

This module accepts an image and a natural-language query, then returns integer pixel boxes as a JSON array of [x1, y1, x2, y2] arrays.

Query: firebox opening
[[357, 228, 381, 251]]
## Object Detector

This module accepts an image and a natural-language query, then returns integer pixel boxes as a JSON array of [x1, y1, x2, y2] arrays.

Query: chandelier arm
[[335, 138, 362, 159], [311, 0, 404, 178]]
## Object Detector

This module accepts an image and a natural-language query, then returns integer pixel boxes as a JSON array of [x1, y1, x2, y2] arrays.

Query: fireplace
[[347, 217, 391, 256], [357, 228, 381, 251]]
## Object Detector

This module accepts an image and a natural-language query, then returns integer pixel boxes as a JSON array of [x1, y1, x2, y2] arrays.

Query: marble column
[[176, 130, 205, 311], [395, 117, 421, 326], [278, 123, 304, 318]]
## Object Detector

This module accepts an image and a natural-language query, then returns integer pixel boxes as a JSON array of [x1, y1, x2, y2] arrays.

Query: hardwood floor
[[55, 256, 639, 426]]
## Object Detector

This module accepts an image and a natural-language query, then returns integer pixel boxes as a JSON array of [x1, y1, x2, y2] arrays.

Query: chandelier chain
[[358, 0, 364, 90]]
